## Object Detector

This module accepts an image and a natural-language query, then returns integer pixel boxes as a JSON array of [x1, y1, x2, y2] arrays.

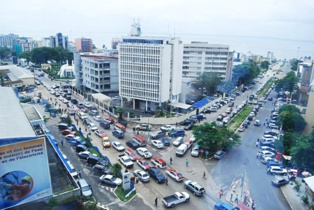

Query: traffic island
[[114, 185, 137, 202]]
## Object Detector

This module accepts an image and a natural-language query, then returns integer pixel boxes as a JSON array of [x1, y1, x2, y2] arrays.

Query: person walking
[[165, 177, 168, 185], [185, 159, 189, 167], [219, 190, 223, 199], [154, 197, 158, 207], [251, 200, 255, 208], [256, 141, 259, 148], [230, 193, 233, 202], [203, 171, 206, 179], [235, 194, 239, 204], [61, 140, 64, 147], [133, 127, 135, 133], [170, 157, 173, 165]]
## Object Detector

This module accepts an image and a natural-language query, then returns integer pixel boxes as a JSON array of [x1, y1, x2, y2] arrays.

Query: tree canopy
[[196, 72, 223, 95], [291, 130, 314, 170], [290, 58, 300, 71], [260, 61, 270, 69], [192, 122, 241, 153], [232, 61, 261, 85], [274, 71, 299, 93], [0, 47, 11, 60], [30, 47, 73, 65], [277, 105, 306, 132]]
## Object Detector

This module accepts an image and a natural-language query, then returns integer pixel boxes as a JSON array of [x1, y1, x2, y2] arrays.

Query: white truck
[[162, 192, 190, 208], [118, 154, 134, 169]]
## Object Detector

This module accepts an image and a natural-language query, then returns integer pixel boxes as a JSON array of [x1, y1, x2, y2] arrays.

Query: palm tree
[[111, 163, 122, 177]]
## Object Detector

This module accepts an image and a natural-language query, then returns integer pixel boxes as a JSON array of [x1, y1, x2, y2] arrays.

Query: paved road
[[210, 62, 291, 210]]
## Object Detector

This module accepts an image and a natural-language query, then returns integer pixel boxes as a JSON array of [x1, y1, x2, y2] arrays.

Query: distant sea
[[178, 34, 314, 60]]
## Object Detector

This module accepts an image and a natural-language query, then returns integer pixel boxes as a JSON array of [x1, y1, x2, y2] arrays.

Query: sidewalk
[[281, 177, 307, 210]]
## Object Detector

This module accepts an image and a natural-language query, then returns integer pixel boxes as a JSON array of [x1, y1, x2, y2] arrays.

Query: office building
[[298, 59, 314, 105], [75, 38, 93, 52], [74, 53, 119, 94], [118, 35, 183, 110], [182, 42, 233, 81], [0, 34, 19, 48]]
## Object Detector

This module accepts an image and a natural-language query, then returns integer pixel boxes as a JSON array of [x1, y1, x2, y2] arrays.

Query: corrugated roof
[[0, 87, 36, 140]]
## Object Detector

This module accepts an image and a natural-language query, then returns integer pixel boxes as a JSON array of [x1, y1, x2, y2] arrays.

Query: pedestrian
[[185, 159, 189, 167], [235, 194, 238, 204], [203, 171, 206, 179], [251, 200, 255, 208], [76, 119, 78, 125], [165, 177, 168, 185], [133, 127, 135, 133], [256, 152, 260, 159], [219, 190, 223, 199], [230, 193, 233, 202], [266, 118, 268, 122], [256, 141, 259, 148], [89, 184, 93, 193], [61, 140, 64, 147], [170, 157, 173, 165], [263, 122, 266, 126], [257, 138, 259, 142], [252, 204, 256, 210], [155, 197, 158, 207]]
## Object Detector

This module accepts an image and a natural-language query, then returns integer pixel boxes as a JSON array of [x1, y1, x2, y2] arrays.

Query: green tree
[[260, 61, 270, 69], [282, 131, 295, 155], [192, 122, 241, 154], [277, 105, 306, 132], [274, 71, 299, 93], [111, 163, 122, 177], [19, 51, 32, 65], [115, 108, 124, 120], [197, 72, 223, 94], [232, 61, 261, 86], [291, 130, 314, 170], [0, 47, 11, 60], [290, 58, 300, 71]]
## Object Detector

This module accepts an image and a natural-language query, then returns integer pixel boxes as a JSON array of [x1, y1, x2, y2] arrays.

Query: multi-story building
[[55, 33, 68, 49], [75, 38, 93, 52], [111, 38, 122, 49], [74, 53, 119, 94], [297, 59, 314, 105], [0, 34, 19, 48], [118, 35, 183, 110], [182, 42, 233, 81]]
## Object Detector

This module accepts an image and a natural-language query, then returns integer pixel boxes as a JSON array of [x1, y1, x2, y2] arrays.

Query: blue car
[[68, 139, 86, 147], [148, 167, 166, 184]]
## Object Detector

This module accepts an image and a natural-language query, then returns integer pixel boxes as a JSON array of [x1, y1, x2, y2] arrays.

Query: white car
[[189, 135, 196, 143], [93, 115, 103, 122], [95, 129, 107, 138], [160, 125, 175, 132], [267, 166, 288, 175], [99, 174, 122, 186], [112, 141, 125, 152], [173, 137, 184, 146], [260, 150, 275, 158], [133, 170, 150, 183], [151, 140, 164, 149], [136, 147, 152, 159], [50, 90, 56, 95], [237, 126, 245, 132], [88, 123, 98, 131]]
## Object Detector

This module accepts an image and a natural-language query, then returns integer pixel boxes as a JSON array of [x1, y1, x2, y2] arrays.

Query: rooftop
[[0, 87, 36, 142]]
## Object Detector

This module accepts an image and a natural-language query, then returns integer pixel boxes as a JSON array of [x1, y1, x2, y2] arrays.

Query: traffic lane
[[47, 125, 119, 205]]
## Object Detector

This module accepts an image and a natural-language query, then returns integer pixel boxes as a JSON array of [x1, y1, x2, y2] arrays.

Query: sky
[[1, 0, 314, 59]]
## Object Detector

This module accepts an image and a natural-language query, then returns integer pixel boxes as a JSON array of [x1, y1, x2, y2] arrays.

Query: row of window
[[120, 87, 160, 101], [183, 51, 229, 55], [120, 65, 161, 74], [120, 73, 161, 82], [119, 46, 161, 55], [120, 56, 161, 64]]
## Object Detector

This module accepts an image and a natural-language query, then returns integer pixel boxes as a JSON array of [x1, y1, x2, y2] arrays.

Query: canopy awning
[[282, 155, 292, 160], [92, 93, 111, 107], [192, 98, 210, 109], [169, 102, 191, 109]]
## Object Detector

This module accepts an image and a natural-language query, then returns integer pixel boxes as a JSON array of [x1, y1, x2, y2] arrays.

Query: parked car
[[118, 154, 134, 168], [137, 158, 151, 171], [237, 126, 245, 132], [267, 166, 288, 175], [136, 124, 152, 131], [61, 129, 76, 136], [214, 150, 226, 160], [124, 149, 138, 161], [173, 137, 184, 147], [112, 129, 124, 139], [151, 158, 167, 169], [112, 141, 125, 152], [150, 130, 166, 139], [191, 144, 200, 157], [166, 168, 184, 182], [151, 140, 164, 149], [160, 125, 176, 132], [184, 123, 194, 130], [180, 119, 193, 126], [148, 167, 166, 183], [271, 177, 289, 187], [126, 140, 140, 150], [136, 147, 152, 159], [78, 151, 94, 159], [161, 137, 171, 146], [93, 115, 103, 122], [162, 192, 190, 208], [133, 170, 150, 183], [95, 129, 107, 138], [184, 180, 205, 196], [99, 174, 122, 186]]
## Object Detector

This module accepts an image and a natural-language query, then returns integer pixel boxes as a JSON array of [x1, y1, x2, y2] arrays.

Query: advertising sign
[[0, 138, 52, 209]]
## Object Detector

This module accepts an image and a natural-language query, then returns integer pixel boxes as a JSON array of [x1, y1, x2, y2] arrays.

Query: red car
[[61, 129, 76, 135], [166, 168, 184, 182], [136, 158, 151, 170], [124, 149, 138, 161], [151, 157, 167, 169], [106, 117, 114, 124]]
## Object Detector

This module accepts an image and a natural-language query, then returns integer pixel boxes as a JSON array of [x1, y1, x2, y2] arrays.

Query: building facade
[[298, 59, 314, 105], [182, 42, 233, 81], [74, 53, 119, 93], [0, 34, 19, 48], [118, 36, 183, 110], [75, 38, 93, 52]]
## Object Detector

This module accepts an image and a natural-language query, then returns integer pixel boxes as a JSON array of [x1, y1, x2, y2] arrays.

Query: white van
[[176, 144, 188, 157], [77, 179, 92, 197]]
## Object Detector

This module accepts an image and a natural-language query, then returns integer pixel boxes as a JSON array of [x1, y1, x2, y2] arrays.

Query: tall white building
[[182, 42, 233, 81], [74, 53, 119, 93], [118, 36, 183, 110]]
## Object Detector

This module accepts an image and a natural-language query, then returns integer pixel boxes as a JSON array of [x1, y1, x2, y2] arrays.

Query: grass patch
[[260, 68, 268, 73], [227, 106, 253, 132], [258, 78, 275, 98], [115, 185, 136, 202]]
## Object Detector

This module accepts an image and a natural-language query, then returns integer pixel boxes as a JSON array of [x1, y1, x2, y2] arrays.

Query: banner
[[0, 138, 52, 209]]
